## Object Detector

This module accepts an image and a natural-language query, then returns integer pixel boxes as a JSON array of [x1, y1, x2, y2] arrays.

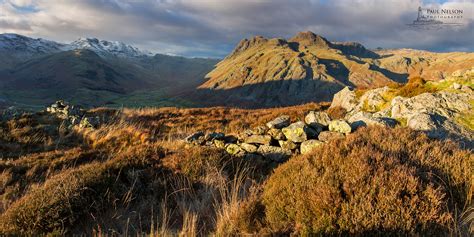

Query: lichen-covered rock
[[266, 115, 290, 129], [257, 145, 291, 162], [390, 92, 472, 119], [226, 144, 243, 155], [358, 86, 390, 112], [267, 128, 285, 140], [329, 87, 358, 112], [282, 121, 318, 143], [244, 135, 272, 145], [305, 111, 331, 128], [348, 111, 397, 130], [214, 139, 225, 148], [240, 143, 258, 153], [278, 140, 298, 150], [328, 120, 352, 134], [317, 131, 345, 142], [252, 125, 268, 135], [79, 116, 99, 129], [300, 139, 323, 154]]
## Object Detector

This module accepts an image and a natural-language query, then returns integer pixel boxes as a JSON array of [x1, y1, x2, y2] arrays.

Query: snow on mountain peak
[[0, 33, 153, 58], [69, 37, 152, 58]]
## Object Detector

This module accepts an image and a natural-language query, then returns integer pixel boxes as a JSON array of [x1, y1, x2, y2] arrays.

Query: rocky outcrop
[[45, 100, 100, 129], [185, 111, 350, 161], [331, 84, 474, 148]]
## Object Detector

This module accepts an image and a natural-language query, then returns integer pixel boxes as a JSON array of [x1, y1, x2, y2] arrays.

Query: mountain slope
[[0, 34, 218, 108], [197, 31, 474, 107]]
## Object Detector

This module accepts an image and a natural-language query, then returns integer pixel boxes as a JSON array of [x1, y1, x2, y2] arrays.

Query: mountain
[[0, 34, 65, 69], [196, 31, 474, 107], [68, 37, 152, 58], [0, 34, 218, 108]]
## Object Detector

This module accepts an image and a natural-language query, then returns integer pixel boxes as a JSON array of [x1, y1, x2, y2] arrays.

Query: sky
[[0, 0, 473, 58]]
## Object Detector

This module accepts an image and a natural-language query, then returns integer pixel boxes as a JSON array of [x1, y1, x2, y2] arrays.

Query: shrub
[[0, 144, 165, 235], [262, 126, 472, 236], [327, 106, 347, 120], [396, 76, 436, 97]]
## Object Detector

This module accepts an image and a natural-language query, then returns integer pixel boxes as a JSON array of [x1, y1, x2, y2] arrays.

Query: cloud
[[0, 0, 472, 57]]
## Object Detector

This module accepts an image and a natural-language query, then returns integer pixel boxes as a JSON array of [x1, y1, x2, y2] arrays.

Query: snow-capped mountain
[[68, 37, 153, 58], [0, 33, 65, 57], [0, 33, 153, 59]]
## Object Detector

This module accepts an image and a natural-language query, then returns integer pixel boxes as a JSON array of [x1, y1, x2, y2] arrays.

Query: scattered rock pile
[[45, 100, 100, 129], [185, 112, 358, 162]]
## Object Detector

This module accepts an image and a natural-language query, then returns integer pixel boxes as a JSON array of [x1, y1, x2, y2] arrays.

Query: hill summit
[[197, 31, 474, 108]]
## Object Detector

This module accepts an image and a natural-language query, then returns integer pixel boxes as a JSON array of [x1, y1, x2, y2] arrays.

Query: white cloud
[[0, 0, 472, 57]]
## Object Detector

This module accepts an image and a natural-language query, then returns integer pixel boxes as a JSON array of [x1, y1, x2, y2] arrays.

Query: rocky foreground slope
[[187, 72, 474, 155], [196, 31, 474, 107]]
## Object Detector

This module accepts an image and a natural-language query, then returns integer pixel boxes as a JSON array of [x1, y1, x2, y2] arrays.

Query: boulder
[[305, 111, 331, 128], [318, 131, 345, 142], [329, 87, 358, 112], [185, 131, 205, 144], [223, 135, 238, 144], [244, 135, 272, 145], [240, 143, 258, 153], [390, 92, 472, 119], [328, 120, 352, 134], [257, 145, 291, 162], [278, 140, 298, 150], [358, 86, 390, 112], [205, 132, 225, 141], [79, 116, 99, 129], [266, 115, 291, 129], [452, 83, 462, 90], [252, 125, 268, 135], [226, 144, 243, 155], [300, 140, 324, 154], [282, 121, 318, 143], [214, 139, 225, 148], [267, 128, 285, 140], [347, 111, 397, 130]]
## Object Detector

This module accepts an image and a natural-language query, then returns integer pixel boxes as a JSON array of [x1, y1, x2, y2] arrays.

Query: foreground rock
[[282, 121, 318, 143], [300, 140, 323, 154], [328, 120, 351, 134], [266, 115, 290, 129], [45, 100, 101, 129]]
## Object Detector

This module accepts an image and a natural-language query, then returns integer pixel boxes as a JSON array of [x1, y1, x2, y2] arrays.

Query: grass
[[263, 126, 473, 235], [0, 103, 472, 236]]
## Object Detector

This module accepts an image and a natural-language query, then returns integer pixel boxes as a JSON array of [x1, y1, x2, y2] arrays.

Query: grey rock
[[244, 135, 272, 145], [205, 132, 225, 141], [185, 131, 205, 144], [328, 120, 352, 134], [330, 87, 358, 112], [278, 140, 298, 150], [214, 139, 225, 148], [267, 128, 286, 140], [358, 86, 390, 112], [282, 121, 318, 143], [300, 140, 324, 154], [257, 145, 291, 162], [452, 83, 462, 90], [240, 143, 258, 153], [348, 111, 397, 130], [305, 111, 331, 127], [226, 143, 243, 155], [252, 125, 269, 135], [266, 115, 290, 129]]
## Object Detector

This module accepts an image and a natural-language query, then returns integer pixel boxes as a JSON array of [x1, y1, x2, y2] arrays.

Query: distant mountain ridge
[[0, 33, 218, 109], [196, 31, 474, 107]]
